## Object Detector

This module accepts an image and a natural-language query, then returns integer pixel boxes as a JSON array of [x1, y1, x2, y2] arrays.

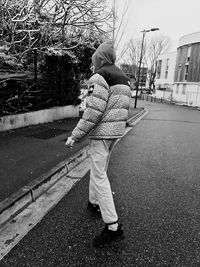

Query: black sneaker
[[87, 201, 101, 216], [93, 224, 125, 248]]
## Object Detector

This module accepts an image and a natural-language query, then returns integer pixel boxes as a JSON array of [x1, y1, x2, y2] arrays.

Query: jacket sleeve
[[71, 74, 109, 141]]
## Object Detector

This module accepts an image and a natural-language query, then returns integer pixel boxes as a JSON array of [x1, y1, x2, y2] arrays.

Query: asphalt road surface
[[2, 100, 200, 266]]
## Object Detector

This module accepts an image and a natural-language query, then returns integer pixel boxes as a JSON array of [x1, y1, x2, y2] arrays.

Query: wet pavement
[[2, 100, 200, 266], [0, 99, 143, 201]]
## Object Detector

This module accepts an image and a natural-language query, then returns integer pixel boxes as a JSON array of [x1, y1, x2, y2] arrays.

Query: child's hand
[[65, 136, 75, 149]]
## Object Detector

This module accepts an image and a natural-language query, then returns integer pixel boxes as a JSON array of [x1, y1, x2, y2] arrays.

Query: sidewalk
[[0, 99, 143, 202]]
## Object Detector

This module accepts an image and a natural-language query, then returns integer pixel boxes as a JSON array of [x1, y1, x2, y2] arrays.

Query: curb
[[0, 108, 147, 229], [0, 146, 89, 229], [127, 107, 147, 126]]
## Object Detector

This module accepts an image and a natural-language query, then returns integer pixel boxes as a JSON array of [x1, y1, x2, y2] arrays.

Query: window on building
[[177, 64, 182, 82], [184, 64, 189, 81], [156, 60, 162, 79], [182, 84, 186, 95], [183, 47, 191, 81], [176, 84, 179, 94], [165, 58, 169, 79], [187, 46, 191, 62]]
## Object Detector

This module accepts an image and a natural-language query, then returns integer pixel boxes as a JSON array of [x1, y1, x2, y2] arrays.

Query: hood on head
[[92, 41, 116, 71]]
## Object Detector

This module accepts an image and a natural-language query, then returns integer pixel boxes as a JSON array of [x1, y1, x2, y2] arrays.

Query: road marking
[[0, 158, 90, 260]]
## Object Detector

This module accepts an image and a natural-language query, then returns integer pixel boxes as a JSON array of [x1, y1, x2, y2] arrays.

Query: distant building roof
[[179, 32, 200, 47]]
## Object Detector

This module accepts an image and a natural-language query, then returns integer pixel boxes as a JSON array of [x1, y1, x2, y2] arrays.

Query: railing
[[141, 93, 200, 109], [141, 93, 175, 104]]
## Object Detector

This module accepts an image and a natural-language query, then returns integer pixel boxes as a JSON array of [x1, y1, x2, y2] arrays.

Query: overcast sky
[[110, 0, 200, 56]]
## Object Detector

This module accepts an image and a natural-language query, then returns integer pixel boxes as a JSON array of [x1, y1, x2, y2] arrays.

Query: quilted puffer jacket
[[71, 41, 131, 141]]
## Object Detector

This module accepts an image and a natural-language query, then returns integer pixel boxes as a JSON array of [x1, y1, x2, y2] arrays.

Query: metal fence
[[141, 94, 172, 104], [141, 93, 200, 110]]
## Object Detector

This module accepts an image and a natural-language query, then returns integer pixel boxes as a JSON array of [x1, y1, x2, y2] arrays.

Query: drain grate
[[25, 128, 67, 139]]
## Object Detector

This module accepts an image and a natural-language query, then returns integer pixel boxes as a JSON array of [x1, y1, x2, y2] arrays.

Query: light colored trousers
[[89, 138, 118, 224]]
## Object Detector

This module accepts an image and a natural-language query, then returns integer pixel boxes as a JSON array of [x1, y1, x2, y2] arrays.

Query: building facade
[[173, 32, 200, 106], [155, 32, 200, 107], [155, 51, 177, 100]]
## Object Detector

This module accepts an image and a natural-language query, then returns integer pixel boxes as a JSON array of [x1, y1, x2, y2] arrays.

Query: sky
[[108, 0, 200, 59]]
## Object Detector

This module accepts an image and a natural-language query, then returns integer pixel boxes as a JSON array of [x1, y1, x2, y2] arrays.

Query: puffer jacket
[[71, 41, 131, 141]]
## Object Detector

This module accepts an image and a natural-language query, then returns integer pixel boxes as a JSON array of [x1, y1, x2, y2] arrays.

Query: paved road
[[0, 100, 141, 201], [2, 100, 200, 266]]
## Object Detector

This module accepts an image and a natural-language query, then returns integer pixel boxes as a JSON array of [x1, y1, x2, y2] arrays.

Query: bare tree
[[111, 0, 131, 63], [125, 35, 170, 91], [127, 38, 148, 79], [0, 0, 112, 60], [145, 35, 171, 92]]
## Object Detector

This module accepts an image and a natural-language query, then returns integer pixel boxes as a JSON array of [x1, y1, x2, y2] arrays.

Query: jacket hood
[[92, 41, 116, 70]]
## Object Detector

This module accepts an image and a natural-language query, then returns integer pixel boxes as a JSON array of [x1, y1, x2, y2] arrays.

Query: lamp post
[[134, 28, 159, 108]]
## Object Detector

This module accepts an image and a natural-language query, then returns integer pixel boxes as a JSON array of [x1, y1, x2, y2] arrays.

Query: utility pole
[[134, 28, 159, 108]]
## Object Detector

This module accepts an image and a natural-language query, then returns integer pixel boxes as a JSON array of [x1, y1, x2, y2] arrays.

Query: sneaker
[[87, 201, 101, 216], [93, 224, 125, 248]]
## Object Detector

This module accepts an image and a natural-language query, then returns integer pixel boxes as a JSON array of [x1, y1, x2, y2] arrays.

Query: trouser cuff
[[106, 220, 118, 226]]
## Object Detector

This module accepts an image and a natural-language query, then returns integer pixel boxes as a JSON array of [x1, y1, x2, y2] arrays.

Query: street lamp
[[134, 28, 159, 108]]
